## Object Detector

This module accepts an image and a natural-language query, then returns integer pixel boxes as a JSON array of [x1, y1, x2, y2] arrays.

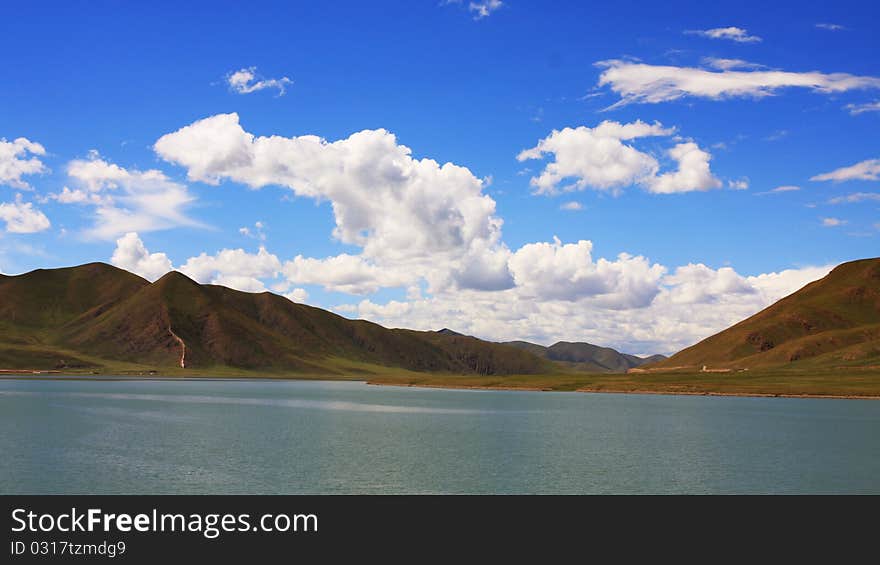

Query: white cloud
[[828, 192, 880, 204], [815, 23, 846, 31], [596, 59, 880, 108], [844, 101, 880, 115], [225, 67, 292, 96], [107, 228, 835, 355], [0, 194, 51, 233], [145, 114, 838, 354], [821, 217, 847, 227], [810, 158, 880, 182], [685, 26, 762, 43], [51, 186, 97, 204], [239, 220, 267, 241], [61, 153, 201, 239], [180, 246, 282, 292], [756, 185, 800, 195], [508, 237, 666, 307], [340, 262, 833, 355], [517, 120, 721, 194], [0, 137, 47, 189], [560, 201, 583, 211], [702, 57, 764, 71], [728, 178, 749, 190], [663, 263, 754, 304], [282, 253, 412, 295], [645, 142, 723, 194], [154, 112, 509, 293], [469, 0, 502, 19], [110, 232, 173, 281]]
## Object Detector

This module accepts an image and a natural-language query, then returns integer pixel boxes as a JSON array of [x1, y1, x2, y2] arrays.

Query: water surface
[[1, 378, 877, 494]]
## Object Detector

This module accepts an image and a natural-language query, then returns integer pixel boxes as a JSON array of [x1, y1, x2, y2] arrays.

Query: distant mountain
[[648, 258, 880, 371], [0, 264, 553, 376], [504, 340, 666, 373]]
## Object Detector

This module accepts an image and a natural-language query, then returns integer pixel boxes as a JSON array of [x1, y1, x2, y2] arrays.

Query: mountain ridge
[[0, 263, 558, 375], [647, 257, 880, 371], [503, 340, 665, 373]]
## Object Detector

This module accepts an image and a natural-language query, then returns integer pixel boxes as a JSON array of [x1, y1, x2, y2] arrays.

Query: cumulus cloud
[[508, 237, 666, 308], [108, 231, 834, 355], [0, 194, 51, 233], [59, 152, 201, 239], [145, 114, 837, 354], [560, 201, 583, 211], [110, 232, 285, 292], [596, 59, 880, 108], [810, 158, 880, 182], [110, 232, 173, 281], [844, 101, 880, 115], [154, 112, 510, 293], [0, 137, 47, 189], [339, 262, 834, 355], [645, 142, 723, 194], [685, 27, 762, 43], [517, 120, 721, 194], [180, 246, 282, 292], [225, 67, 292, 96], [282, 254, 412, 295], [728, 178, 749, 190]]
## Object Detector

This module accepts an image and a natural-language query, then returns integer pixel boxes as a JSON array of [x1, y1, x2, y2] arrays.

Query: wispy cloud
[[821, 217, 847, 227], [443, 0, 503, 20], [560, 201, 584, 211], [828, 192, 880, 204], [755, 185, 800, 195], [596, 60, 880, 108], [469, 0, 503, 19], [226, 67, 292, 96], [844, 100, 880, 115], [765, 129, 789, 142], [701, 57, 765, 71], [811, 159, 880, 182], [815, 23, 847, 31], [685, 26, 762, 43]]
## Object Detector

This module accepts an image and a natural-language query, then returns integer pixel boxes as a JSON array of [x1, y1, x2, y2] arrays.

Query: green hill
[[0, 264, 553, 376], [504, 340, 665, 373], [649, 258, 880, 371]]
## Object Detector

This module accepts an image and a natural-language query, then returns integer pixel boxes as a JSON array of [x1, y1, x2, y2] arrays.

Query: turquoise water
[[1, 378, 878, 494]]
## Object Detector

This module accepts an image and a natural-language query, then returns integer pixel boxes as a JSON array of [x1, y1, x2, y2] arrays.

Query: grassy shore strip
[[2, 366, 879, 399], [364, 369, 880, 399]]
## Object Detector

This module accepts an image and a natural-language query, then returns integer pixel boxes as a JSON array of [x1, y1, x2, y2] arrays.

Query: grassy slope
[[650, 258, 880, 370], [1, 265, 553, 376]]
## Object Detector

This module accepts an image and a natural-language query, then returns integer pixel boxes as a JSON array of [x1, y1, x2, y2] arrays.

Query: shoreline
[[366, 381, 880, 400], [1, 372, 878, 400]]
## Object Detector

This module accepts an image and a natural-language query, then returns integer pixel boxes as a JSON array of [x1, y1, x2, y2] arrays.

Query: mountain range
[[2, 257, 878, 377], [0, 263, 651, 376]]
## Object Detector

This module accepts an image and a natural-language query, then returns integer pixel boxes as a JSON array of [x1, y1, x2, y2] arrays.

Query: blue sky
[[1, 1, 878, 354]]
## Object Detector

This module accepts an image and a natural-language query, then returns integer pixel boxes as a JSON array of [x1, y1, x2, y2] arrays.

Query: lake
[[1, 378, 878, 494]]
